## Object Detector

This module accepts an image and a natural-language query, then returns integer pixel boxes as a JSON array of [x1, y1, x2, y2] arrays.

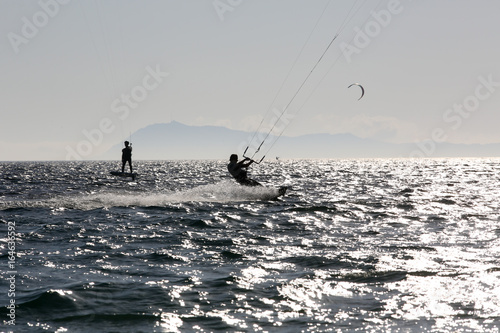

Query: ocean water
[[1, 159, 500, 332]]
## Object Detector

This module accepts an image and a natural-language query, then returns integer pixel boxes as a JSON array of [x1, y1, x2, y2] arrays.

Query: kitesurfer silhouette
[[121, 141, 133, 173], [227, 154, 261, 186]]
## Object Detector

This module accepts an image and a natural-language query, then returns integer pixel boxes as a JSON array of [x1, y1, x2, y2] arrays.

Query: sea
[[1, 158, 500, 333]]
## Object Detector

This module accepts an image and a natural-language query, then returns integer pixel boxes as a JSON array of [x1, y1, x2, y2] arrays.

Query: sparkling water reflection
[[0, 159, 499, 332]]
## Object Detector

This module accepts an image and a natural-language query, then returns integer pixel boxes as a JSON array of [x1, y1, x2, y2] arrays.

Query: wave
[[3, 285, 163, 331]]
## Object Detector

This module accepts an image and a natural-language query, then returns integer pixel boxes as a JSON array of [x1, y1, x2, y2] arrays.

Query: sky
[[1, 0, 500, 160]]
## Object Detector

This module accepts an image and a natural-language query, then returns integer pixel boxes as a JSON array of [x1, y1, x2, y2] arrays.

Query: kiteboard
[[264, 186, 288, 200], [110, 171, 137, 180], [278, 186, 287, 197]]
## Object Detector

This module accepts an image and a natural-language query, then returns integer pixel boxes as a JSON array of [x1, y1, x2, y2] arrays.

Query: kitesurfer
[[227, 154, 261, 186], [121, 141, 133, 173]]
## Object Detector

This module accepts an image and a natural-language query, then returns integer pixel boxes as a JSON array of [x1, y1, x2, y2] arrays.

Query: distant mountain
[[102, 121, 253, 160], [100, 121, 500, 160]]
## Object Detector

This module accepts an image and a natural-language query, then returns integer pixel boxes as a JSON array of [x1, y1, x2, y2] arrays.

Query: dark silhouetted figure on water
[[121, 141, 132, 173], [227, 154, 261, 186]]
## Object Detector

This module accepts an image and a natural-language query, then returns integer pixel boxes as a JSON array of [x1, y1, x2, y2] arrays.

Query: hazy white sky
[[2, 0, 500, 160]]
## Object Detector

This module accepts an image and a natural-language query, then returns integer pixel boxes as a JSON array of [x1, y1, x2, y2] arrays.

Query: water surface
[[1, 159, 499, 332]]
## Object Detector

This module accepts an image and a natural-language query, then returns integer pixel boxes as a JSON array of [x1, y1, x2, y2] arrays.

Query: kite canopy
[[348, 83, 365, 100]]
